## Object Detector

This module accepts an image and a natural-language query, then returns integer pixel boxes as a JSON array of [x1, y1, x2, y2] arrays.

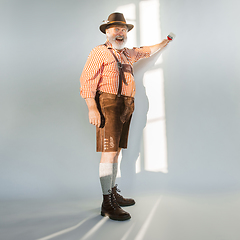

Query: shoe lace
[[108, 189, 120, 209], [114, 184, 124, 200]]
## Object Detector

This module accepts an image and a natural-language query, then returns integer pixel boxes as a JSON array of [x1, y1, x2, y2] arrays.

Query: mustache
[[114, 35, 125, 41]]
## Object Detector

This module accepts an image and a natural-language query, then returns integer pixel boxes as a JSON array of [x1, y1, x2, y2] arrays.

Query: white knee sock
[[112, 163, 118, 188], [99, 163, 113, 195]]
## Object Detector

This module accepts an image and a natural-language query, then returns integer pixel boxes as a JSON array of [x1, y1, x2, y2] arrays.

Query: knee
[[101, 151, 119, 163]]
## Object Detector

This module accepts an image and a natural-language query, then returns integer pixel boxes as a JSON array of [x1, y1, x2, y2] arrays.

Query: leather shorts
[[95, 91, 134, 152]]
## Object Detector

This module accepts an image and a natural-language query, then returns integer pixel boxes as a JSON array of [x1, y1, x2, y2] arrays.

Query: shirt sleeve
[[129, 46, 151, 63], [80, 47, 104, 98]]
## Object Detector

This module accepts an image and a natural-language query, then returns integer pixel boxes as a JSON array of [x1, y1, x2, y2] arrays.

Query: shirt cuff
[[80, 89, 96, 99]]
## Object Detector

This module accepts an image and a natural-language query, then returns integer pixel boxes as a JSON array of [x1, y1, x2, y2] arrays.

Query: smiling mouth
[[115, 37, 124, 42]]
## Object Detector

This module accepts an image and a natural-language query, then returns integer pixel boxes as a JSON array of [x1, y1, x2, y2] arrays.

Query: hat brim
[[100, 22, 134, 34]]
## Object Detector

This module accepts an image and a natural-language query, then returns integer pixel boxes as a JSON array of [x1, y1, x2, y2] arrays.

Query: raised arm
[[149, 39, 170, 56]]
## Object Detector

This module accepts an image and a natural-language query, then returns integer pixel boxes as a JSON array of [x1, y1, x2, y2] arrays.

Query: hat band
[[106, 20, 127, 25]]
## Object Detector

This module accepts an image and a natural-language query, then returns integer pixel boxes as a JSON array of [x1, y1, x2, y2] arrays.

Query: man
[[80, 12, 169, 221]]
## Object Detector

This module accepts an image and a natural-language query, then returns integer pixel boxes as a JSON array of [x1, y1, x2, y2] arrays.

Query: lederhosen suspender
[[103, 44, 131, 97]]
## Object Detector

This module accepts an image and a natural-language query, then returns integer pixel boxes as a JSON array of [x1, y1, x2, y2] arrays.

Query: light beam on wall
[[143, 69, 168, 173]]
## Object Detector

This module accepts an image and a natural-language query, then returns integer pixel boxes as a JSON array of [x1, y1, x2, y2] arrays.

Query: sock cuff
[[99, 163, 113, 177]]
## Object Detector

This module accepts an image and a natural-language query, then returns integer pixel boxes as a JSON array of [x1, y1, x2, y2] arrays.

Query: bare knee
[[100, 148, 121, 163]]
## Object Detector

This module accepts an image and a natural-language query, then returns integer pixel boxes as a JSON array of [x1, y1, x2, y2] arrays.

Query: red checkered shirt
[[80, 41, 151, 98]]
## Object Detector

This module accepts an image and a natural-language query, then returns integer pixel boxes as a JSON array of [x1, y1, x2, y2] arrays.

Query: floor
[[1, 191, 240, 240]]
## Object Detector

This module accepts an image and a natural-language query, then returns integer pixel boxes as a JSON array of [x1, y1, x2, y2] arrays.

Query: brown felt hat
[[100, 12, 134, 34]]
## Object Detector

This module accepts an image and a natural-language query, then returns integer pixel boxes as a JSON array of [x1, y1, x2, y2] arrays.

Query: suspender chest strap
[[103, 44, 129, 97]]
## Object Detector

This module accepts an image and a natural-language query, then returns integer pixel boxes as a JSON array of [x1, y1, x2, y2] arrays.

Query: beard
[[106, 33, 127, 50]]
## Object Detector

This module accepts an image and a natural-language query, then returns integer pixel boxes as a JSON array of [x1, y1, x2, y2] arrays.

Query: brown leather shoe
[[112, 185, 135, 207], [101, 191, 131, 221]]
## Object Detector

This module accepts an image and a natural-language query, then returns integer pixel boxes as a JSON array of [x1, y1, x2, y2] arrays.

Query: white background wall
[[1, 0, 240, 200]]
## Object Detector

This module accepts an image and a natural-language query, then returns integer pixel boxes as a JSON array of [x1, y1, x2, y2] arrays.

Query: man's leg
[[99, 148, 135, 207], [106, 148, 135, 207], [99, 149, 121, 195], [99, 149, 131, 221]]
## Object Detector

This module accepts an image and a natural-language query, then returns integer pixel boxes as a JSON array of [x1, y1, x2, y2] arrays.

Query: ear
[[105, 29, 110, 40]]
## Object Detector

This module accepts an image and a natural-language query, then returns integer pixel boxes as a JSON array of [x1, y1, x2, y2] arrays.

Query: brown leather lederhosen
[[95, 45, 135, 152]]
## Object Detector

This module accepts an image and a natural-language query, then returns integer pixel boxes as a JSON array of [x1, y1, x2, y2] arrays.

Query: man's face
[[106, 25, 128, 50]]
